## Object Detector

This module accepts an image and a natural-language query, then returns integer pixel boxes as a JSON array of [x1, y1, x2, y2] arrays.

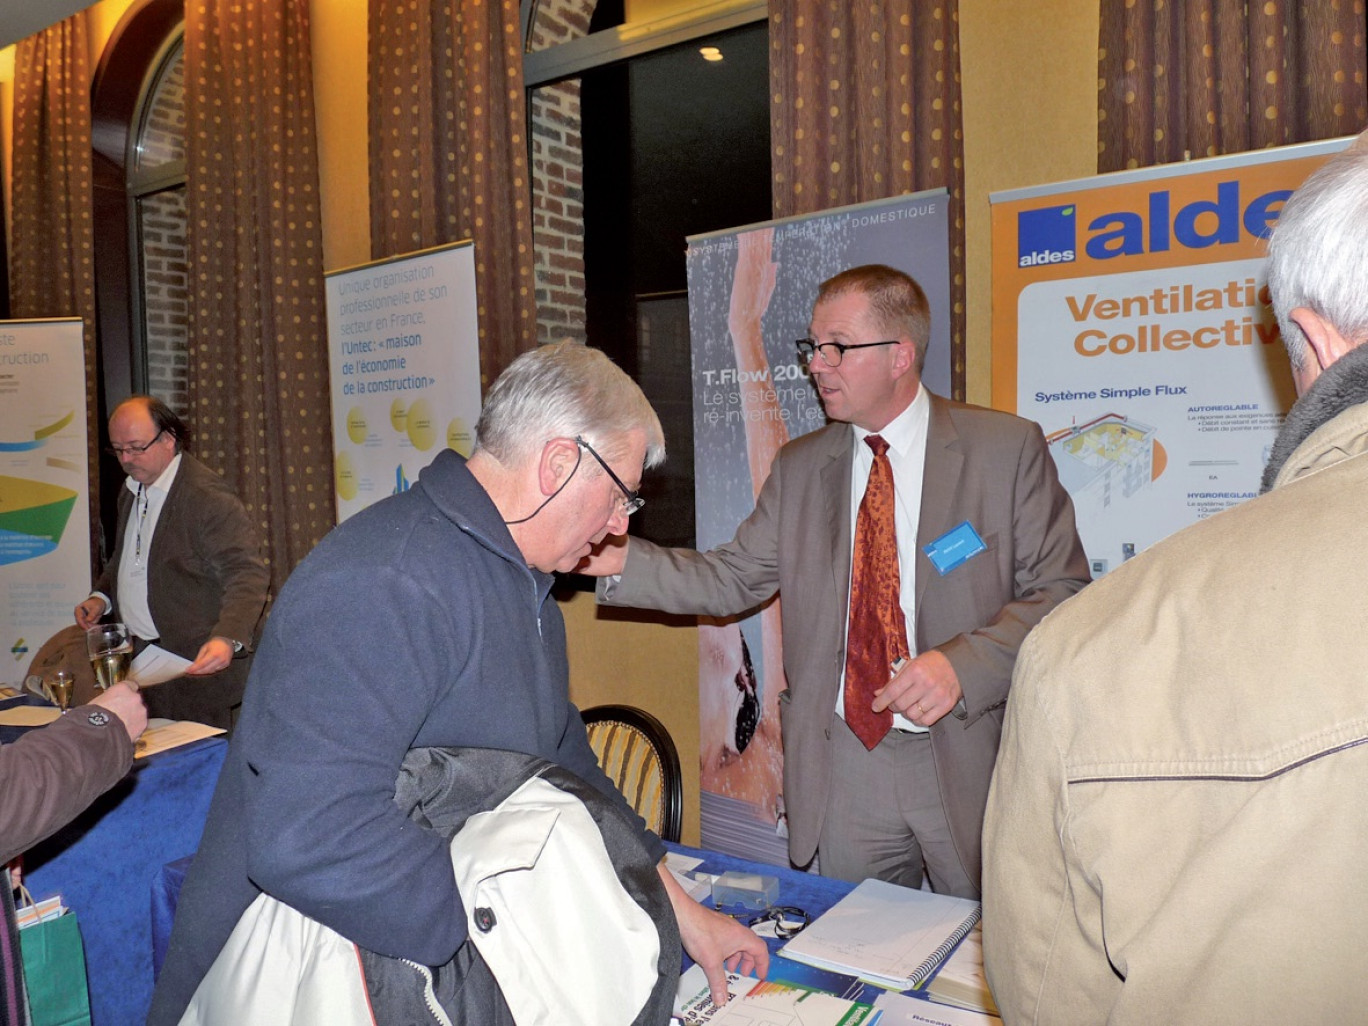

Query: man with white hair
[[150, 342, 766, 1023], [982, 133, 1368, 1024]]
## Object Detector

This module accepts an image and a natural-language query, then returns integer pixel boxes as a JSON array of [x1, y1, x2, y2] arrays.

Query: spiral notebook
[[778, 878, 982, 992]]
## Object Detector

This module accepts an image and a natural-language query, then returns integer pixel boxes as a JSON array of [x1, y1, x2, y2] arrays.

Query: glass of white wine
[[47, 669, 75, 712], [86, 622, 133, 691]]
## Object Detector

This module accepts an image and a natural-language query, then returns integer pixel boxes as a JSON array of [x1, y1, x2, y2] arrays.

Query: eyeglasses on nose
[[795, 337, 901, 367], [575, 435, 645, 516], [106, 429, 165, 457]]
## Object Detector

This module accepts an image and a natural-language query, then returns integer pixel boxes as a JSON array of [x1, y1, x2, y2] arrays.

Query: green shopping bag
[[17, 906, 90, 1026]]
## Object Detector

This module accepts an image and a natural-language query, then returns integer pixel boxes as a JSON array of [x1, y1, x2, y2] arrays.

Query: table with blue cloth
[[666, 840, 856, 968], [19, 725, 227, 1026]]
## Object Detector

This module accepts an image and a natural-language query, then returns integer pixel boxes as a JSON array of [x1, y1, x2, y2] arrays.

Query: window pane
[[138, 186, 189, 412], [136, 41, 185, 171]]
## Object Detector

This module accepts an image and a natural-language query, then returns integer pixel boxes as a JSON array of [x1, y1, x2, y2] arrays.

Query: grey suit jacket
[[602, 394, 1089, 884], [94, 454, 269, 728]]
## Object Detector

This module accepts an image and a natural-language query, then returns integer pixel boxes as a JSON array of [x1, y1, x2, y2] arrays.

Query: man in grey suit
[[587, 265, 1089, 895], [75, 396, 269, 730]]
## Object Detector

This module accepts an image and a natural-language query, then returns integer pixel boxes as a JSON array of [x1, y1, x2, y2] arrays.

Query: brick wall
[[528, 0, 597, 345], [139, 187, 189, 414], [137, 49, 190, 415]]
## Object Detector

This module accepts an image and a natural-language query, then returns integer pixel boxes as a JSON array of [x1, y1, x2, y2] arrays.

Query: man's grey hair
[[1266, 131, 1368, 369], [474, 340, 665, 471]]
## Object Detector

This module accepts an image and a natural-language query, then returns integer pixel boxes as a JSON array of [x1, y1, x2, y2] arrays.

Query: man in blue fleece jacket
[[148, 342, 766, 1023]]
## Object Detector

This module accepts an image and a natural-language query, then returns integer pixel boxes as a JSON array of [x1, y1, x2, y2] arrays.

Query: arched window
[[129, 36, 188, 412], [90, 0, 185, 536], [91, 0, 186, 414]]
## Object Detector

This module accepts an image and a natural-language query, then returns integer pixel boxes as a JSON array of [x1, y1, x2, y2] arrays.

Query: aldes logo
[[1018, 205, 1076, 268]]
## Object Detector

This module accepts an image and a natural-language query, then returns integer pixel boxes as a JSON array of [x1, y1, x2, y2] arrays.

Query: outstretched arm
[[660, 864, 769, 1007]]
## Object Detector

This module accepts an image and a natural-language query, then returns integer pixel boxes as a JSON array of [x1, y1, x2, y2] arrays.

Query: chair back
[[582, 704, 682, 843]]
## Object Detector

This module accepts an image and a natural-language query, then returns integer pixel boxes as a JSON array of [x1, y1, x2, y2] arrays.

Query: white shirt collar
[[851, 383, 929, 456]]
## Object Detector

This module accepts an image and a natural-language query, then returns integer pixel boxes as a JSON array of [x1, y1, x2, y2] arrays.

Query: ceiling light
[[699, 46, 723, 62]]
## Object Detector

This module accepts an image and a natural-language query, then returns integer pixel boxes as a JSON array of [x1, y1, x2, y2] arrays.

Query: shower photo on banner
[[685, 190, 952, 865]]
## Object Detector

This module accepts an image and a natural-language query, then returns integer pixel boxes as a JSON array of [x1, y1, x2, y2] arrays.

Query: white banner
[[685, 191, 953, 864], [0, 319, 90, 686], [324, 242, 481, 522], [991, 139, 1349, 576]]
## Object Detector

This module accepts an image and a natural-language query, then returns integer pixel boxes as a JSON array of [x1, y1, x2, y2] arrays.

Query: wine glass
[[47, 669, 75, 712], [86, 622, 133, 691]]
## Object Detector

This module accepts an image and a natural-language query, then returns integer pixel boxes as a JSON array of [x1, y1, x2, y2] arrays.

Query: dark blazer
[[603, 394, 1090, 886], [94, 454, 269, 728]]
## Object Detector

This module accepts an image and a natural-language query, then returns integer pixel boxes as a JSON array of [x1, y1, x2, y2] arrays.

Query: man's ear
[[1287, 307, 1355, 393], [537, 437, 580, 496], [890, 336, 918, 376]]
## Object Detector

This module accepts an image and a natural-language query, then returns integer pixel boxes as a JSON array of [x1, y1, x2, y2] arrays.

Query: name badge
[[924, 521, 986, 576]]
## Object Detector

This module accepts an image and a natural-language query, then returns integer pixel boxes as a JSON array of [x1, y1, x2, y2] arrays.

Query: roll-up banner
[[324, 241, 481, 522], [991, 139, 1349, 578], [685, 190, 952, 865], [0, 318, 90, 685]]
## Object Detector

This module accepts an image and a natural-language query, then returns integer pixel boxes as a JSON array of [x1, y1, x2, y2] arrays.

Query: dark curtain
[[369, 0, 539, 386], [183, 0, 335, 591], [1098, 0, 1367, 171], [9, 12, 100, 569], [769, 0, 967, 398]]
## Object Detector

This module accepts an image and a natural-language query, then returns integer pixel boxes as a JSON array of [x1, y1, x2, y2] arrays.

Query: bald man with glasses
[[75, 395, 268, 730], [586, 264, 1089, 897]]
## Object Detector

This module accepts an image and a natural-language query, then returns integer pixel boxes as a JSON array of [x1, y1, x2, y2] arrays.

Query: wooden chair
[[582, 704, 682, 843]]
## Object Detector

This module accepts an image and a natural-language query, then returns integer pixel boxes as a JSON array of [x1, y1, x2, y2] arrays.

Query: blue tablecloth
[[23, 737, 228, 1026], [666, 841, 855, 944]]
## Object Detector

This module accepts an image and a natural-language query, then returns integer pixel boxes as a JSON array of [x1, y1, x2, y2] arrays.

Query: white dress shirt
[[835, 385, 930, 733], [112, 453, 182, 641]]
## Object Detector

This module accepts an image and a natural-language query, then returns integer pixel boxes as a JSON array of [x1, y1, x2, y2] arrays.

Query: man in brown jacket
[[75, 397, 268, 730]]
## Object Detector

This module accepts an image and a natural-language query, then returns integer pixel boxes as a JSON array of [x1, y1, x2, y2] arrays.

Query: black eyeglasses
[[106, 429, 165, 457], [575, 436, 645, 516], [795, 337, 901, 368]]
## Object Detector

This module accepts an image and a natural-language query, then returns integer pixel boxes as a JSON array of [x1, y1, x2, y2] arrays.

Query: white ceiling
[[1, 0, 95, 51]]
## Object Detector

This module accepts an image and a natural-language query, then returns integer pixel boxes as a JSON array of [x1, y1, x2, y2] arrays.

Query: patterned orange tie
[[843, 434, 910, 750]]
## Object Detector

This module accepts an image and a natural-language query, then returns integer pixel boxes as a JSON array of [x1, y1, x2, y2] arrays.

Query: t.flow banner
[[991, 138, 1348, 578], [324, 242, 481, 522], [685, 190, 952, 865], [0, 319, 90, 685]]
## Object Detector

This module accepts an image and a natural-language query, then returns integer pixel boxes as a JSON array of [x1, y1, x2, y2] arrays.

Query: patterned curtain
[[1098, 0, 1367, 172], [183, 0, 335, 590], [368, 0, 538, 385], [9, 12, 100, 568], [769, 0, 967, 398]]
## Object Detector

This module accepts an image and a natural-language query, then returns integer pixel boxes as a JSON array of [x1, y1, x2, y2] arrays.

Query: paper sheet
[[129, 644, 193, 688], [0, 706, 62, 727], [134, 719, 225, 758]]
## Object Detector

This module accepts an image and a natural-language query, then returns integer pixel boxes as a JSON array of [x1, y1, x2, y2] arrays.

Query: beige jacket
[[982, 377, 1368, 1024]]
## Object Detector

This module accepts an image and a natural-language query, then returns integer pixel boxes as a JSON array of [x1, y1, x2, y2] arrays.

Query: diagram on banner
[[1, 320, 91, 684], [0, 408, 84, 567], [1046, 414, 1166, 575]]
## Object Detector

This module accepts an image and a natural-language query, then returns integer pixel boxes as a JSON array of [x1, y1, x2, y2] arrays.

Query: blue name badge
[[924, 521, 987, 576]]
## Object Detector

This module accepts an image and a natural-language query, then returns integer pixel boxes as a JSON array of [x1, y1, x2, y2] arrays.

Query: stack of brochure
[[778, 878, 982, 992], [674, 967, 879, 1025]]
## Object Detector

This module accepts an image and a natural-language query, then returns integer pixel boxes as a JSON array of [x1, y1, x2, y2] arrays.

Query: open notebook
[[779, 878, 981, 991]]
